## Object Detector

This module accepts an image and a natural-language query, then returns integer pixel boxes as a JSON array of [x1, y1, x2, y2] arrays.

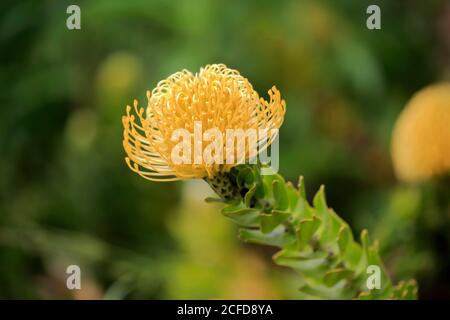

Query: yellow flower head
[[391, 83, 450, 183], [122, 64, 286, 181]]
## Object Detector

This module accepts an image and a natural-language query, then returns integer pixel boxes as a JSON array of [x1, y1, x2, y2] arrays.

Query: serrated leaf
[[222, 207, 261, 227], [353, 229, 370, 275], [298, 176, 306, 200], [222, 201, 244, 213], [365, 241, 393, 293], [244, 185, 256, 207], [360, 229, 370, 257], [286, 182, 299, 211], [343, 242, 364, 271], [293, 197, 314, 220], [296, 216, 322, 250], [321, 210, 344, 249], [273, 249, 328, 271], [273, 179, 289, 211], [249, 166, 265, 199], [211, 172, 418, 300], [260, 210, 290, 234], [323, 269, 354, 287], [313, 186, 328, 226], [361, 229, 369, 246], [337, 225, 352, 255], [262, 174, 276, 198], [239, 228, 296, 248]]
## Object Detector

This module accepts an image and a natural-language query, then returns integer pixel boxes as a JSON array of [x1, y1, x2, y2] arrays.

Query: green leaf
[[298, 176, 306, 200], [222, 206, 261, 227], [354, 229, 370, 275], [366, 241, 392, 292], [293, 197, 314, 221], [322, 209, 344, 246], [244, 185, 256, 207], [286, 182, 300, 211], [343, 242, 364, 270], [296, 216, 322, 250], [323, 269, 354, 287], [313, 186, 328, 226], [239, 228, 296, 248], [210, 170, 418, 300], [273, 179, 289, 211], [337, 225, 352, 255], [360, 229, 370, 251], [260, 210, 290, 234], [337, 225, 363, 270], [262, 174, 276, 198], [273, 249, 328, 271]]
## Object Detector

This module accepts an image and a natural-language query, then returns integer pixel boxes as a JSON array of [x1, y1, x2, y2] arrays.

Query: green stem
[[205, 164, 418, 300]]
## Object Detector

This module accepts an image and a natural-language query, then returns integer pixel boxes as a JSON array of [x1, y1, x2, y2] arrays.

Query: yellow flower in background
[[122, 64, 286, 181], [96, 52, 141, 94], [391, 83, 450, 183]]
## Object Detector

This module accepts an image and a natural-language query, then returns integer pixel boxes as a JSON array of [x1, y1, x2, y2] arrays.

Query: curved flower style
[[392, 83, 450, 183], [122, 64, 286, 181]]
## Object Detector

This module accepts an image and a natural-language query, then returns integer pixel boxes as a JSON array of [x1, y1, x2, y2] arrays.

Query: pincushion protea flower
[[392, 83, 450, 183], [122, 64, 286, 192], [121, 64, 418, 299]]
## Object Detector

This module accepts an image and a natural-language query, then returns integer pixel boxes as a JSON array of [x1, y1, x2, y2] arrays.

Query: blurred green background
[[0, 0, 449, 299]]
